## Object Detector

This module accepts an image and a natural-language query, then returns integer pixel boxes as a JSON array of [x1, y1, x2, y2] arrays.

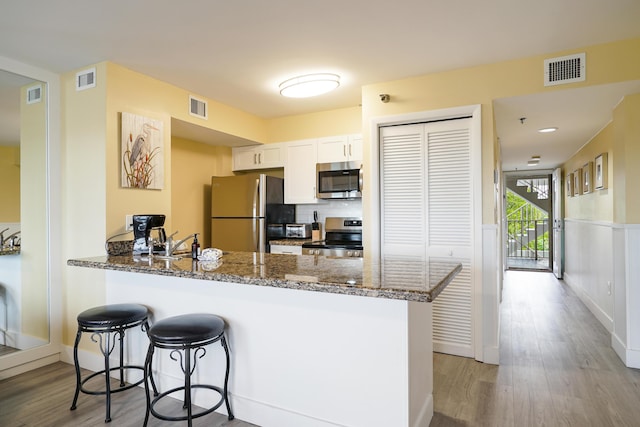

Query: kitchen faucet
[[166, 232, 196, 256], [0, 228, 9, 248], [5, 231, 20, 249]]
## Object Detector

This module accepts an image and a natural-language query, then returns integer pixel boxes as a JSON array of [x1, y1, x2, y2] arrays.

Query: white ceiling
[[2, 0, 640, 168]]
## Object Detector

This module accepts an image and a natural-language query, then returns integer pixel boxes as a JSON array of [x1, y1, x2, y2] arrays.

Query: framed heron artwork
[[121, 112, 164, 189]]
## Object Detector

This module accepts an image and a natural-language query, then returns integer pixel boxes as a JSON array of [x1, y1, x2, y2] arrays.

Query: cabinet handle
[[258, 153, 262, 164], [343, 145, 346, 157], [254, 153, 257, 164], [349, 144, 352, 156]]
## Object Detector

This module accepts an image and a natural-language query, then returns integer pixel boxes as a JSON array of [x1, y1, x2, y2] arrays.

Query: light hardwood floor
[[432, 270, 640, 427], [1, 271, 639, 426]]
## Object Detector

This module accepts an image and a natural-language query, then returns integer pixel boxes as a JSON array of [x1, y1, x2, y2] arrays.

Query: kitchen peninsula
[[68, 252, 461, 427]]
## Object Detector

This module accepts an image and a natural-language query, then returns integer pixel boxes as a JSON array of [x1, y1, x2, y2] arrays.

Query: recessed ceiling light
[[279, 73, 340, 98], [527, 160, 539, 166], [538, 127, 558, 133]]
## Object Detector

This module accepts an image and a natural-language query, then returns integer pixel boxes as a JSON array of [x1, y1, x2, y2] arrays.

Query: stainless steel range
[[302, 217, 363, 258]]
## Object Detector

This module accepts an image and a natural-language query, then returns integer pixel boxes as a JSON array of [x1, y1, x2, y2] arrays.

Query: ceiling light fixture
[[538, 127, 558, 133], [279, 73, 340, 98], [527, 159, 539, 166]]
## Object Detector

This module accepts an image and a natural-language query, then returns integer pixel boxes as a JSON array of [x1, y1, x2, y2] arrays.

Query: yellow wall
[[361, 37, 640, 226], [61, 62, 108, 347], [171, 137, 232, 248], [0, 146, 20, 221], [613, 92, 640, 223], [266, 106, 361, 142], [20, 83, 48, 339], [563, 123, 614, 221]]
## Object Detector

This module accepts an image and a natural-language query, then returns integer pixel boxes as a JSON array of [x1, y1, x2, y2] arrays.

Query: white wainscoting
[[564, 219, 640, 368]]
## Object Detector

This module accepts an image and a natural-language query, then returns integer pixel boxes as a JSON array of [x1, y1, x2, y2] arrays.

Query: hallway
[[432, 270, 640, 426]]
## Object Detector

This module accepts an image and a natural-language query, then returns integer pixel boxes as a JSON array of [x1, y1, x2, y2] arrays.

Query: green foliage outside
[[506, 190, 549, 252]]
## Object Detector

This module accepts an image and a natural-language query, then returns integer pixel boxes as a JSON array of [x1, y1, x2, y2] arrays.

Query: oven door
[[316, 161, 362, 199]]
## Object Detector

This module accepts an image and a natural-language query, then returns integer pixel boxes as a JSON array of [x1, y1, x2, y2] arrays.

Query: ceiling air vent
[[26, 84, 42, 104], [544, 53, 585, 87], [189, 95, 208, 119], [76, 68, 96, 91]]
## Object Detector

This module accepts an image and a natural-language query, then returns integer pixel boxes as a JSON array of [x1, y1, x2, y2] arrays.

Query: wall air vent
[[189, 95, 208, 119], [26, 84, 42, 104], [544, 53, 585, 87], [76, 67, 96, 91]]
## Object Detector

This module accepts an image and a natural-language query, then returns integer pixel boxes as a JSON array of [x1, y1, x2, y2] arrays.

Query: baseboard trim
[[611, 333, 640, 369]]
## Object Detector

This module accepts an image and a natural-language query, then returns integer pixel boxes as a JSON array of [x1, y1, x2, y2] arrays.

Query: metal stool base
[[150, 384, 228, 422]]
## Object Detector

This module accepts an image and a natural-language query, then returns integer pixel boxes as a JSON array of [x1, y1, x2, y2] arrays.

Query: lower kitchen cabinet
[[270, 244, 302, 255]]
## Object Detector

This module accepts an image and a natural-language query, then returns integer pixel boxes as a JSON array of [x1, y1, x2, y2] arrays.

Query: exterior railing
[[506, 218, 549, 262]]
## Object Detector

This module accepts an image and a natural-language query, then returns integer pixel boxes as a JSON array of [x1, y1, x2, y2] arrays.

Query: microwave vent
[[189, 95, 208, 119], [76, 68, 96, 91], [544, 53, 585, 86]]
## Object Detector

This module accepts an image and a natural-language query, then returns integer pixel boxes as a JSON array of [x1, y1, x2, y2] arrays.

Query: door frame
[[368, 104, 490, 362], [501, 169, 554, 272]]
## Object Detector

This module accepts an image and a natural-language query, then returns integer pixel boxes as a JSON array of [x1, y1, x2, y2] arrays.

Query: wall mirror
[[0, 58, 59, 374]]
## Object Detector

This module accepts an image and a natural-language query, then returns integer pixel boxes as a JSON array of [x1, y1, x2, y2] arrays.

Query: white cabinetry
[[233, 143, 284, 171], [285, 139, 322, 204], [317, 134, 362, 163], [270, 244, 302, 255]]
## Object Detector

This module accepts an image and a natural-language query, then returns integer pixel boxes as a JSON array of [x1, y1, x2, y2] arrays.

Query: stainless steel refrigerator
[[211, 174, 294, 252]]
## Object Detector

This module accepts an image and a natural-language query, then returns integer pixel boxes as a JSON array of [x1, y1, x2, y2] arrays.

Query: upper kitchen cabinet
[[284, 139, 322, 204], [317, 134, 362, 163], [232, 143, 285, 171]]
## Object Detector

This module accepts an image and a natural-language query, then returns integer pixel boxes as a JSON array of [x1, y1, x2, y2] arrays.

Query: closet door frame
[[369, 104, 485, 361]]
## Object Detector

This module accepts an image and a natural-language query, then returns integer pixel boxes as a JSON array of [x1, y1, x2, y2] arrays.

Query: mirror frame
[[0, 55, 61, 377]]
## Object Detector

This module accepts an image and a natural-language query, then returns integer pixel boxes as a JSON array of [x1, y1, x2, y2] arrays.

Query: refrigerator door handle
[[257, 218, 266, 252]]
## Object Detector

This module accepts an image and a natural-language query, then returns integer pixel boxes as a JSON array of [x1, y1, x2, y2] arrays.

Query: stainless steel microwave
[[316, 161, 362, 199]]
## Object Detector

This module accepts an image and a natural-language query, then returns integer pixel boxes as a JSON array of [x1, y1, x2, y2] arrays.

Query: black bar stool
[[70, 303, 155, 423], [143, 313, 233, 426]]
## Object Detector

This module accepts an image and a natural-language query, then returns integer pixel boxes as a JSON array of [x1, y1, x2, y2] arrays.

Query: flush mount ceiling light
[[528, 155, 541, 166], [279, 73, 340, 98], [538, 127, 558, 133]]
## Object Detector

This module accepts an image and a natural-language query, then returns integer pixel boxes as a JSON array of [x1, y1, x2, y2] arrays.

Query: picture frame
[[566, 172, 574, 197], [582, 161, 593, 194], [121, 112, 164, 189], [595, 152, 608, 190], [573, 168, 582, 196]]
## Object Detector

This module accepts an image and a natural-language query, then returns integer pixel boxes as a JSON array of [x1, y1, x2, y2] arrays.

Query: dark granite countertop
[[67, 252, 461, 303], [0, 248, 20, 256]]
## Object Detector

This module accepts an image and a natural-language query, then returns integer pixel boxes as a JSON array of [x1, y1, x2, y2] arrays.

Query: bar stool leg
[[70, 327, 83, 411], [118, 328, 125, 387], [221, 335, 234, 420], [142, 320, 158, 396], [103, 331, 112, 422], [143, 343, 154, 427], [184, 347, 193, 427]]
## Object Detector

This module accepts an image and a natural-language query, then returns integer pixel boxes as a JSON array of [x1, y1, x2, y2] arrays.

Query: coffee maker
[[132, 214, 166, 255]]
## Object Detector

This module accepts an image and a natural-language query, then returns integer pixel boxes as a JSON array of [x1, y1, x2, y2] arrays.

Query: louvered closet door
[[380, 119, 474, 358]]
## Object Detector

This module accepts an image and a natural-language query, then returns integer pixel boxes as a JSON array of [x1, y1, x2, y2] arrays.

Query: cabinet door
[[317, 135, 348, 163], [347, 134, 363, 162], [233, 144, 284, 171], [259, 143, 284, 168], [270, 244, 302, 255], [285, 139, 321, 204], [232, 145, 260, 171]]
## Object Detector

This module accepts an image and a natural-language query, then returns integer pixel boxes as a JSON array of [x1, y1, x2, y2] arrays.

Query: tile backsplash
[[295, 200, 362, 225]]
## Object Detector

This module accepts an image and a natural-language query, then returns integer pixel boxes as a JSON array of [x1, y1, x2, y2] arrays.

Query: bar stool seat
[[70, 303, 153, 423], [144, 313, 233, 426]]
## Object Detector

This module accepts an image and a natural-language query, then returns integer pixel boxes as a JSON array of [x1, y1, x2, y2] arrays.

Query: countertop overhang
[[68, 251, 461, 303]]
